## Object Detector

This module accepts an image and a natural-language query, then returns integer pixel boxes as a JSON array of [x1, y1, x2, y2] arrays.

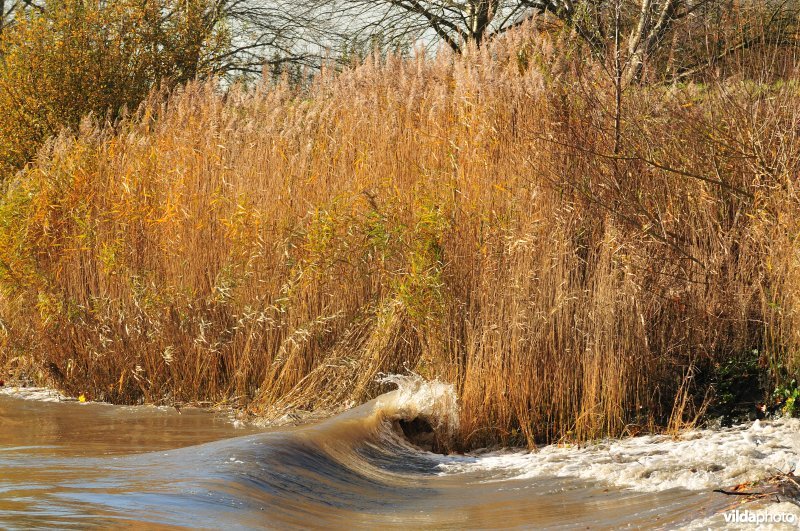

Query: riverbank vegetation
[[1, 0, 799, 449]]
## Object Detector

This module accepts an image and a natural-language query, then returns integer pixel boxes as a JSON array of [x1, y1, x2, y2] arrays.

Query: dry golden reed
[[1, 29, 798, 449]]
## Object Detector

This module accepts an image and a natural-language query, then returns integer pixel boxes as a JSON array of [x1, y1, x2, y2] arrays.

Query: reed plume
[[1, 28, 798, 449]]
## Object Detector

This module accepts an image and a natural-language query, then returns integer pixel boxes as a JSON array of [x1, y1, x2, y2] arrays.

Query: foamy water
[[0, 385, 67, 402], [437, 417, 800, 492]]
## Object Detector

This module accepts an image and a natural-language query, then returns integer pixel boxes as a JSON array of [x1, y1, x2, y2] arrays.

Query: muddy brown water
[[0, 389, 728, 529]]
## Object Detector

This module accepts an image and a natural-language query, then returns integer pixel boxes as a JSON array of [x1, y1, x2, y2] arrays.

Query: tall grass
[[1, 29, 798, 449]]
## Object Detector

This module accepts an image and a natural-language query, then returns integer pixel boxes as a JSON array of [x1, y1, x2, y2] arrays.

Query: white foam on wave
[[374, 374, 459, 437], [0, 385, 67, 402], [437, 418, 800, 492]]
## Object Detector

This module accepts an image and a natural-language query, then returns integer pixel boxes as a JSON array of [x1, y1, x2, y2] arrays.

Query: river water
[[1, 377, 798, 529]]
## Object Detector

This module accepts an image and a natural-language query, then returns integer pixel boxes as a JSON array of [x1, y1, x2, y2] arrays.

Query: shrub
[[0, 0, 227, 177]]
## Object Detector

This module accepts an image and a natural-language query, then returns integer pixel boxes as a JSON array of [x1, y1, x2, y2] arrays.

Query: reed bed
[[0, 29, 798, 449]]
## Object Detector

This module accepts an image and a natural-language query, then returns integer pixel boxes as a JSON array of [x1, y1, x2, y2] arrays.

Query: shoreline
[[3, 378, 800, 525], [0, 377, 792, 447], [0, 383, 68, 402], [0, 381, 254, 429]]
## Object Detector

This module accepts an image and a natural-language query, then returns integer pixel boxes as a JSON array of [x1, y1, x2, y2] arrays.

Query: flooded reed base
[[1, 378, 798, 529]]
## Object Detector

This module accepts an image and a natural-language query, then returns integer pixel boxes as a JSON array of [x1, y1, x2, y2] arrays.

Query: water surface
[[0, 383, 735, 529]]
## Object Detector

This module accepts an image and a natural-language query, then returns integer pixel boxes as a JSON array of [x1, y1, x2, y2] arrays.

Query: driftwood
[[714, 489, 760, 496], [714, 471, 800, 506]]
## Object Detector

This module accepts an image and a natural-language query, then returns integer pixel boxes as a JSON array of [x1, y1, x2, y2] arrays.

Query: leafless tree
[[209, 0, 329, 75], [309, 0, 542, 54], [4, 0, 795, 80], [311, 0, 798, 82]]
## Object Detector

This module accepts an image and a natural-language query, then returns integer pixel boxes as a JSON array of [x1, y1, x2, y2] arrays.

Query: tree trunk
[[625, 47, 646, 83], [623, 0, 680, 84], [625, 0, 652, 83], [466, 0, 499, 47]]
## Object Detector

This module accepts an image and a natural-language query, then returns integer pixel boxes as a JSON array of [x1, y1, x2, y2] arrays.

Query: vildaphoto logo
[[723, 509, 798, 525]]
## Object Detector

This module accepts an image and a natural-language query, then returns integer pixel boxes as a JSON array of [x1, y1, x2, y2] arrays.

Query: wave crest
[[374, 374, 459, 449]]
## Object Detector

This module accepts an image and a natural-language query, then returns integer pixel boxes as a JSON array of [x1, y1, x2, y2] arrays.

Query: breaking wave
[[4, 375, 797, 528]]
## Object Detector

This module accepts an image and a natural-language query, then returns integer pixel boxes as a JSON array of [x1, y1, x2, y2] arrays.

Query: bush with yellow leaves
[[0, 0, 227, 177]]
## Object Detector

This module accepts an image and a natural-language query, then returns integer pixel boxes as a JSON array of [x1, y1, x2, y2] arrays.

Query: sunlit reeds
[[0, 28, 798, 449]]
